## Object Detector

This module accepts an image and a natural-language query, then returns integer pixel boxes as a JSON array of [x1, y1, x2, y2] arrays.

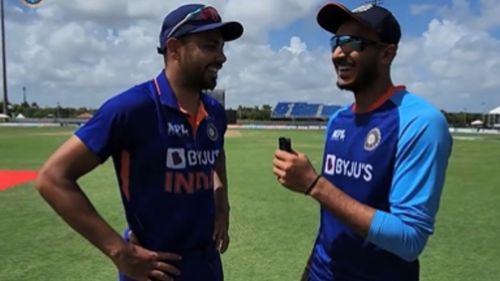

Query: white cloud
[[439, 0, 500, 31], [224, 0, 323, 42], [218, 40, 352, 109], [474, 0, 500, 31], [3, 0, 500, 113], [280, 36, 308, 55], [393, 18, 500, 112]]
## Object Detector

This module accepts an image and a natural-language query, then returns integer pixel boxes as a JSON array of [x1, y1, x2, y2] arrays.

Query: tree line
[[232, 104, 488, 127], [0, 101, 489, 127], [0, 101, 95, 119]]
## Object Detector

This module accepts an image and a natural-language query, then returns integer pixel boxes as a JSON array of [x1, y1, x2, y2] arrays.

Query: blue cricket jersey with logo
[[75, 71, 227, 281], [307, 86, 452, 281]]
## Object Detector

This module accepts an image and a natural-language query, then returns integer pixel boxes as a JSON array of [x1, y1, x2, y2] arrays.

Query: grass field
[[0, 127, 499, 281]]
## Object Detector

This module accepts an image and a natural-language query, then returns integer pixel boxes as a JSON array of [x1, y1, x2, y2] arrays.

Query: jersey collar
[[154, 70, 215, 119], [154, 70, 181, 110], [155, 70, 212, 112], [353, 85, 406, 114]]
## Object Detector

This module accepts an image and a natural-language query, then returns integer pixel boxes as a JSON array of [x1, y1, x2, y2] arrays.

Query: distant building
[[204, 89, 238, 124], [487, 106, 500, 128], [77, 112, 93, 119], [0, 113, 9, 122], [205, 89, 225, 108]]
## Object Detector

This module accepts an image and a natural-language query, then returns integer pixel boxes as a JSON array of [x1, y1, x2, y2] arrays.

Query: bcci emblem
[[207, 123, 218, 141], [364, 128, 381, 151], [21, 0, 44, 7]]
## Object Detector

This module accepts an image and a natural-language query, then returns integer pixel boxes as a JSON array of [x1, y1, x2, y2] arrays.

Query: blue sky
[[269, 0, 492, 50], [4, 0, 500, 113]]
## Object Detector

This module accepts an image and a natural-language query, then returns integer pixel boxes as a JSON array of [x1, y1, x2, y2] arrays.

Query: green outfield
[[0, 127, 499, 280]]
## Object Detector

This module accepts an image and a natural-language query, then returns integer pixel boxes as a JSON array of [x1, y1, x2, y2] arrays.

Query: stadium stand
[[272, 102, 294, 118], [271, 102, 341, 120], [321, 105, 342, 117], [290, 103, 320, 119]]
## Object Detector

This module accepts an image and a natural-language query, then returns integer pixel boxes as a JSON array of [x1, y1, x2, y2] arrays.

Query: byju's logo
[[325, 154, 336, 175], [324, 153, 373, 182], [166, 148, 220, 170], [166, 148, 186, 169]]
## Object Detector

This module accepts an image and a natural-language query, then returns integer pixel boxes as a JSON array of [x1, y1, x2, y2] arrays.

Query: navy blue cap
[[158, 4, 243, 54], [317, 3, 401, 45]]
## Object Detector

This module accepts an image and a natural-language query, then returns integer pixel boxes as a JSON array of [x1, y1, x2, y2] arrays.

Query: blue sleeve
[[367, 102, 452, 261], [75, 87, 143, 162], [75, 99, 127, 162]]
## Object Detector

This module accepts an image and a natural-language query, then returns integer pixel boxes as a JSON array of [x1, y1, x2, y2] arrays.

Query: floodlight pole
[[1, 0, 8, 116]]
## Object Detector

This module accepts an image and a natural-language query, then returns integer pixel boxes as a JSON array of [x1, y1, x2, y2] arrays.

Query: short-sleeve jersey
[[308, 86, 452, 281], [75, 71, 227, 253]]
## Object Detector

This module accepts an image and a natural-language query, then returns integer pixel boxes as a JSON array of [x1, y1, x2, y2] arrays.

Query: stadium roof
[[489, 106, 500, 114]]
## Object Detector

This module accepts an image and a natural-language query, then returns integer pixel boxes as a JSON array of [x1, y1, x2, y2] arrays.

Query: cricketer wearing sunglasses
[[273, 3, 452, 281], [36, 4, 243, 281]]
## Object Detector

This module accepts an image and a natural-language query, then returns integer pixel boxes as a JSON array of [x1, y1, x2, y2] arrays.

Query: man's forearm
[[36, 175, 126, 260], [309, 176, 375, 237], [213, 171, 229, 211], [308, 177, 428, 261], [213, 150, 229, 211]]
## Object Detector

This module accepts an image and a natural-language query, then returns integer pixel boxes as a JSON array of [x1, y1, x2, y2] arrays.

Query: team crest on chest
[[364, 128, 381, 151], [207, 122, 218, 141]]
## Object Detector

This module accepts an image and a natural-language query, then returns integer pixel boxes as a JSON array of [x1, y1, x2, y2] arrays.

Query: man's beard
[[202, 74, 217, 90], [180, 58, 218, 91], [337, 59, 379, 93], [182, 68, 217, 90]]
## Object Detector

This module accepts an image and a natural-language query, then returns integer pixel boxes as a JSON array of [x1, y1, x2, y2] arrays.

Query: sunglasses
[[330, 35, 385, 53], [167, 6, 221, 39]]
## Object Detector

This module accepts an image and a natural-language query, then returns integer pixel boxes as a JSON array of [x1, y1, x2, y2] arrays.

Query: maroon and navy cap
[[317, 3, 401, 45], [158, 4, 243, 54]]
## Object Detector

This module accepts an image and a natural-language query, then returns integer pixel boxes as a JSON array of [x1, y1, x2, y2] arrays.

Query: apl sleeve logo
[[21, 0, 44, 7]]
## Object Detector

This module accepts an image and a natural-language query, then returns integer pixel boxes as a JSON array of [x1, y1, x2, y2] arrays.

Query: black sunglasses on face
[[330, 35, 385, 53]]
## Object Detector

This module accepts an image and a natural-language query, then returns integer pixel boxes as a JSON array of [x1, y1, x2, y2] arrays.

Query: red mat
[[0, 170, 38, 191]]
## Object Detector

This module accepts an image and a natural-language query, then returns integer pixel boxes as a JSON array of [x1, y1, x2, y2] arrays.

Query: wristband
[[305, 175, 322, 195]]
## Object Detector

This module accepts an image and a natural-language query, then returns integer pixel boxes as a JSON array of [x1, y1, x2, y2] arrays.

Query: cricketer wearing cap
[[272, 3, 452, 281], [36, 4, 243, 281]]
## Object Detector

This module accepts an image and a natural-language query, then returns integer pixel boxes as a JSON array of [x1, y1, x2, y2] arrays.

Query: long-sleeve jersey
[[308, 86, 452, 281]]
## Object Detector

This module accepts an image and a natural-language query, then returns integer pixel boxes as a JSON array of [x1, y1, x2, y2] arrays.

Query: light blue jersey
[[308, 86, 452, 281]]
